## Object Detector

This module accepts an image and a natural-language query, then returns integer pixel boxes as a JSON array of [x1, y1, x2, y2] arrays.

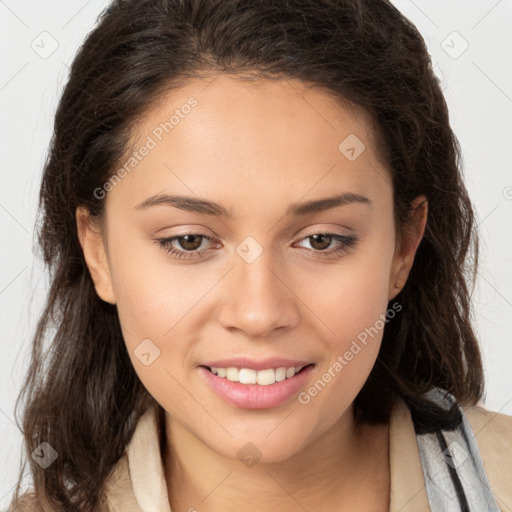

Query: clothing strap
[[412, 387, 501, 512]]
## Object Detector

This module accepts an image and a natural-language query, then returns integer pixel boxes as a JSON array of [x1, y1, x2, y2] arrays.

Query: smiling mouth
[[200, 363, 314, 386]]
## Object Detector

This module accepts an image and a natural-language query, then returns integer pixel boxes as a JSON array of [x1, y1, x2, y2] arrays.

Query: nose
[[216, 249, 300, 339]]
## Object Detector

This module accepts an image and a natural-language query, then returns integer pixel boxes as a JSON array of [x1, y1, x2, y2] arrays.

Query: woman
[[9, 0, 512, 510]]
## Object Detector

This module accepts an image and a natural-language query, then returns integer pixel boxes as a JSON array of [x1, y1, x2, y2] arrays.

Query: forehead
[[107, 75, 392, 213]]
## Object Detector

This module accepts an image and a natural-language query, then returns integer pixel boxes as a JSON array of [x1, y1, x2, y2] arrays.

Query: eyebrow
[[134, 192, 371, 217]]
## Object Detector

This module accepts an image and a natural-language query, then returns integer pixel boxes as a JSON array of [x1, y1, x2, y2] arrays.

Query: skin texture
[[77, 75, 427, 511]]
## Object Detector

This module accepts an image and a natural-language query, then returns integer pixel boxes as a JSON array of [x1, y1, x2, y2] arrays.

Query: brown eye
[[294, 232, 358, 258], [175, 235, 204, 251], [156, 233, 215, 260], [308, 234, 333, 251]]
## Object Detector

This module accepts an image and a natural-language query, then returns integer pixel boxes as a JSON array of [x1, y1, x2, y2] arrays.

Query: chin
[[210, 431, 307, 466]]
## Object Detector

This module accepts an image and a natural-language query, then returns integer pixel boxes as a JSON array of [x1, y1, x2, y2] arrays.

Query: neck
[[163, 405, 390, 512]]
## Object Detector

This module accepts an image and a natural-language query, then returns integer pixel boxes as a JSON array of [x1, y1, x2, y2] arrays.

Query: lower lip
[[198, 365, 315, 409]]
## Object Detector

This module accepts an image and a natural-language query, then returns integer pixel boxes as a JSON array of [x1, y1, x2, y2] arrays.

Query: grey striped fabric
[[413, 387, 501, 512]]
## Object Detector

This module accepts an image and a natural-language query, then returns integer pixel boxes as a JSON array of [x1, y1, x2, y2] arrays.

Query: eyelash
[[155, 232, 358, 260]]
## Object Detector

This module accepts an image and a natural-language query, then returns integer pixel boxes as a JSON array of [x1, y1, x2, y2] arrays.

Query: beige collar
[[388, 398, 430, 511]]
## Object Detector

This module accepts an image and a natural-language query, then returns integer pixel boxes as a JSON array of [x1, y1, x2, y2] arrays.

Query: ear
[[388, 195, 428, 301], [76, 206, 116, 305]]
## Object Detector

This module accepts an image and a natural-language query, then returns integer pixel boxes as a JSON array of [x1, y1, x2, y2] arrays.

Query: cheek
[[306, 246, 393, 348], [105, 231, 188, 371], [302, 237, 394, 396], [319, 276, 386, 380], [107, 224, 201, 335], [107, 243, 201, 407]]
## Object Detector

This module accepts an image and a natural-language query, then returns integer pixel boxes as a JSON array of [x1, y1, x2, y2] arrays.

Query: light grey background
[[1, 0, 511, 506]]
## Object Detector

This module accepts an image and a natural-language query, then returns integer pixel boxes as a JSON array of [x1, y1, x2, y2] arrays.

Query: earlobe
[[388, 195, 428, 301], [76, 206, 116, 305]]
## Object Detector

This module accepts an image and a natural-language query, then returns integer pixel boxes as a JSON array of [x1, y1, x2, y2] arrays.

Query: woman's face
[[78, 75, 426, 463]]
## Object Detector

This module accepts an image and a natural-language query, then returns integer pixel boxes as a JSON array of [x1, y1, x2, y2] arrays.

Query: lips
[[197, 358, 316, 409]]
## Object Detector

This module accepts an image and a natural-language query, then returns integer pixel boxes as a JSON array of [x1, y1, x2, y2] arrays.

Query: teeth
[[257, 369, 275, 386], [209, 365, 307, 385], [226, 367, 239, 382], [239, 368, 257, 384], [275, 367, 287, 382]]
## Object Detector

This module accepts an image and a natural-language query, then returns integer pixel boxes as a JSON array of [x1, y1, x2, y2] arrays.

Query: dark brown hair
[[10, 0, 484, 509]]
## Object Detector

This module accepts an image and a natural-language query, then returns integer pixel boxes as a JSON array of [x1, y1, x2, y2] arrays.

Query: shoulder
[[103, 452, 143, 511], [8, 457, 135, 512], [462, 402, 512, 510], [7, 492, 43, 511], [463, 401, 512, 450], [464, 400, 512, 427]]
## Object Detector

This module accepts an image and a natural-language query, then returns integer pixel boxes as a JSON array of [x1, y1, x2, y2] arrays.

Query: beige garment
[[104, 398, 512, 512]]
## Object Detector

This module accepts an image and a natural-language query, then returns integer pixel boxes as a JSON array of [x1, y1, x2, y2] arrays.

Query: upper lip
[[200, 358, 313, 371]]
